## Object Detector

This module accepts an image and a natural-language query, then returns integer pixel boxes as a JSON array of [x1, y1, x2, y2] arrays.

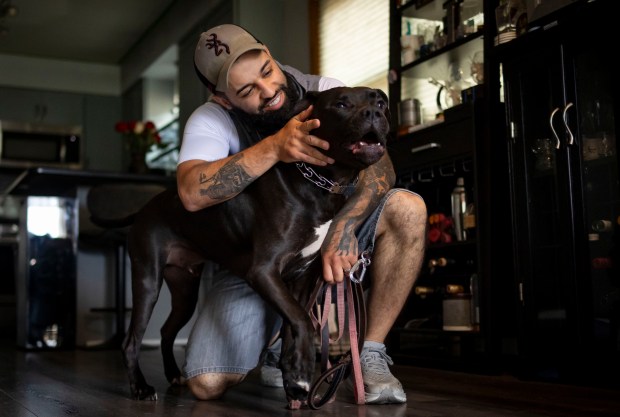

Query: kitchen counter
[[2, 166, 176, 350], [1, 166, 176, 197]]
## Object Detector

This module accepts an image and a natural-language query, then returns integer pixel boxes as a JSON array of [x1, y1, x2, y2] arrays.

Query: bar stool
[[83, 183, 166, 349]]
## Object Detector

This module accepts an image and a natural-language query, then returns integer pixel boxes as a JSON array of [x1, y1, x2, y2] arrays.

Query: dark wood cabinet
[[387, 0, 514, 371], [388, 0, 619, 388], [498, 0, 619, 386], [388, 103, 482, 365]]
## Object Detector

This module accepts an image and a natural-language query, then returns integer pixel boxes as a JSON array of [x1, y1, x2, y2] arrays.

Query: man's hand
[[321, 226, 360, 284], [271, 105, 335, 166]]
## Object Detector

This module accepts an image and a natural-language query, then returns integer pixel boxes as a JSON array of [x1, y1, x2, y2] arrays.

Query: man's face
[[224, 50, 298, 120]]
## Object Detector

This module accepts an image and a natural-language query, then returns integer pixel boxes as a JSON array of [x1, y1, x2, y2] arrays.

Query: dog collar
[[296, 162, 358, 194]]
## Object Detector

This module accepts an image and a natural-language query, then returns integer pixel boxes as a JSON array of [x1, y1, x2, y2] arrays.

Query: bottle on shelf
[[428, 257, 455, 268], [451, 177, 467, 241], [428, 256, 456, 273], [446, 284, 465, 294], [414, 286, 435, 298], [463, 203, 476, 238], [592, 219, 614, 233]]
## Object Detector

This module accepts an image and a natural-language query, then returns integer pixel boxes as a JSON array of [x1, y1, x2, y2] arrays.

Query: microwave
[[0, 120, 83, 169]]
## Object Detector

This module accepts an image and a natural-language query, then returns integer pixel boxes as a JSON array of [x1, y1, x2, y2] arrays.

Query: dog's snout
[[361, 109, 378, 125], [362, 92, 387, 121], [361, 103, 386, 123]]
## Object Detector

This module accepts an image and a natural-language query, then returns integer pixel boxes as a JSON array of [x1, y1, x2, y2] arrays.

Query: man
[[177, 24, 426, 405]]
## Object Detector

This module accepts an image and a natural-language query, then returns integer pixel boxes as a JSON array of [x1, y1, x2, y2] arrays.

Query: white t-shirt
[[178, 68, 344, 164]]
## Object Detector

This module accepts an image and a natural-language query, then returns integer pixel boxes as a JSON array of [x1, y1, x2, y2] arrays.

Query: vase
[[128, 152, 149, 174]]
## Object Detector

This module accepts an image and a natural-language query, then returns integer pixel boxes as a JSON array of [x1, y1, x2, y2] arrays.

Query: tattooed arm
[[320, 152, 396, 283], [177, 106, 334, 212]]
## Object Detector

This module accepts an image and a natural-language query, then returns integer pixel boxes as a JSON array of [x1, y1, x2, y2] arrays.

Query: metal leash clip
[[347, 251, 371, 284]]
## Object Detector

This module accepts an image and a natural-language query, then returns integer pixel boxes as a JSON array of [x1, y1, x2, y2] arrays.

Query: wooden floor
[[0, 334, 618, 417]]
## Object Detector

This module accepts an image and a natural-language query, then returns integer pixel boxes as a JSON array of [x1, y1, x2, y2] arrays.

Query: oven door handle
[[410, 142, 441, 154]]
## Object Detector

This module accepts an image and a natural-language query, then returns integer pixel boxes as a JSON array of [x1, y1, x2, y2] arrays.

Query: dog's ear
[[304, 90, 321, 102], [376, 89, 389, 106], [376, 88, 391, 126], [294, 90, 320, 115]]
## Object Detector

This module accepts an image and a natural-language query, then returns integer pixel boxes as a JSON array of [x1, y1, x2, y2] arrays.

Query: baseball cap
[[194, 24, 268, 92]]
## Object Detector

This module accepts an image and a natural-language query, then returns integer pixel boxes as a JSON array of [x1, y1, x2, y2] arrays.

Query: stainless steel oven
[[0, 120, 83, 169]]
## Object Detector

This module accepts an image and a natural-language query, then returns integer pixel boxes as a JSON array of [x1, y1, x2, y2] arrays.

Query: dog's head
[[299, 87, 390, 169]]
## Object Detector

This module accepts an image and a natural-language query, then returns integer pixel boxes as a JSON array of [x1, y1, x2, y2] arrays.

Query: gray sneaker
[[359, 344, 407, 404], [259, 339, 283, 388]]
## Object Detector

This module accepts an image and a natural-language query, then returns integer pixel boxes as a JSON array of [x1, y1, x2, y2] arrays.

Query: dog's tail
[[89, 213, 136, 229]]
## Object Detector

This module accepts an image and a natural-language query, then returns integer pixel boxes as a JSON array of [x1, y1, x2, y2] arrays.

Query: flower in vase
[[115, 120, 165, 154]]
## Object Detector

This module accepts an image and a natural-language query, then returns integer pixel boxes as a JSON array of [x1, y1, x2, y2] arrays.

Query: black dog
[[115, 87, 390, 408]]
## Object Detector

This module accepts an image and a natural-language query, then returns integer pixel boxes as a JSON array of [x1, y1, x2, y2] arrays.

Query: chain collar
[[295, 162, 358, 194]]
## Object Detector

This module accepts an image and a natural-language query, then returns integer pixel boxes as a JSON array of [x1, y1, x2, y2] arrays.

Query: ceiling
[[0, 0, 177, 72]]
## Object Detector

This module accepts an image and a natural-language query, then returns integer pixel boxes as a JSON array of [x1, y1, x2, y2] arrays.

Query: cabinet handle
[[34, 104, 47, 121], [562, 102, 574, 145], [410, 142, 441, 154], [549, 107, 561, 149]]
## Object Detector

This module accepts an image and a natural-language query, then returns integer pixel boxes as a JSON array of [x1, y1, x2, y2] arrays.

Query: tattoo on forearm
[[198, 154, 255, 200], [324, 222, 353, 255], [338, 219, 358, 252], [325, 155, 395, 254]]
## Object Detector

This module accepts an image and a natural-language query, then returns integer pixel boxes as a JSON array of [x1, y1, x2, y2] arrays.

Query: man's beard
[[230, 76, 301, 137]]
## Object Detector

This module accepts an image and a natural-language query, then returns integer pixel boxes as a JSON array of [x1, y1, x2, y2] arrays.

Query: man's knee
[[384, 189, 427, 229], [187, 373, 245, 400]]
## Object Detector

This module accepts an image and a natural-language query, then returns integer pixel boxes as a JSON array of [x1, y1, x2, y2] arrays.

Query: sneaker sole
[[365, 388, 407, 404]]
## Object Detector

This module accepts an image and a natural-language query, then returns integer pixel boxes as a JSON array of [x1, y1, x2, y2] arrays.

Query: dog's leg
[[247, 268, 317, 409], [122, 244, 165, 401], [160, 263, 203, 386]]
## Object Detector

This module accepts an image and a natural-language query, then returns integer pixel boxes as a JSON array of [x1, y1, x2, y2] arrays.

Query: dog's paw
[[133, 386, 158, 401], [287, 399, 307, 410], [284, 379, 311, 409]]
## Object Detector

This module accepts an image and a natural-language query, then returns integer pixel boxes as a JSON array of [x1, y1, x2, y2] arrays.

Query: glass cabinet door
[[504, 37, 579, 375], [393, 0, 484, 130], [570, 37, 619, 369], [503, 5, 619, 382]]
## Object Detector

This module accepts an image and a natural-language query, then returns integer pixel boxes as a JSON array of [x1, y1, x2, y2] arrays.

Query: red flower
[[115, 119, 165, 153], [114, 121, 130, 133]]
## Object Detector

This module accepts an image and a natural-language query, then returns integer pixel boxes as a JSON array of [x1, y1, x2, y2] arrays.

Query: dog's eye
[[335, 101, 347, 109], [376, 100, 387, 109]]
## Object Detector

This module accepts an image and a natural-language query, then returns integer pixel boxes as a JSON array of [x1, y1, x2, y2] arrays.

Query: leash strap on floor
[[347, 278, 366, 405], [307, 276, 367, 409]]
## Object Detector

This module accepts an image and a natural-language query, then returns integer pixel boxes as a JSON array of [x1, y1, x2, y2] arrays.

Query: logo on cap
[[205, 33, 230, 56]]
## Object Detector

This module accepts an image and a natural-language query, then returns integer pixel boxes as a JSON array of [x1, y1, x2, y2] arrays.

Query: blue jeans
[[183, 188, 417, 378]]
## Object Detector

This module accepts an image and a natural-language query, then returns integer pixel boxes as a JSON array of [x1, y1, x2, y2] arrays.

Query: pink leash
[[307, 251, 370, 408], [346, 278, 365, 404]]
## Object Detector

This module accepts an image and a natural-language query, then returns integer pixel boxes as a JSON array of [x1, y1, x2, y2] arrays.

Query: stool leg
[[84, 241, 128, 350], [115, 242, 127, 344]]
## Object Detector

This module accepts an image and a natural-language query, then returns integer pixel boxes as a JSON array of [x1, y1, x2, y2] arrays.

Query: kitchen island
[[2, 166, 175, 350]]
